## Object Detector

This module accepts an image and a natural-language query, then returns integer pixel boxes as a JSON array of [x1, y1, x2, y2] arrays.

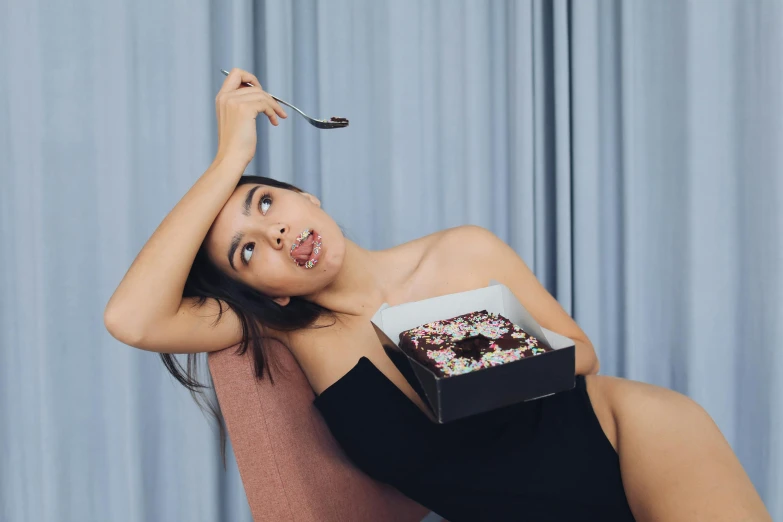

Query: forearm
[[573, 337, 600, 375], [104, 156, 246, 337]]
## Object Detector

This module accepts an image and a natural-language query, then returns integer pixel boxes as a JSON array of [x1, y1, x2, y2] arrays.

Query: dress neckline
[[312, 356, 371, 404], [312, 355, 440, 422]]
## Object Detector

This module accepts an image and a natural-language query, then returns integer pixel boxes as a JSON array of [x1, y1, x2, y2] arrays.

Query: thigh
[[586, 375, 771, 522]]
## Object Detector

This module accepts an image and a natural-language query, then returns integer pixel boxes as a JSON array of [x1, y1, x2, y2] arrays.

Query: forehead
[[213, 183, 259, 232], [204, 184, 261, 260]]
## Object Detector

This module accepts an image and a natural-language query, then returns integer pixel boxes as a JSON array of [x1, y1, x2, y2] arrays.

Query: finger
[[260, 106, 279, 126], [271, 99, 287, 119], [266, 109, 279, 126], [234, 91, 286, 118], [233, 90, 268, 101], [218, 68, 243, 94], [219, 68, 262, 94], [226, 87, 262, 102], [218, 91, 262, 111], [238, 91, 286, 118], [243, 72, 262, 90], [243, 100, 278, 125]]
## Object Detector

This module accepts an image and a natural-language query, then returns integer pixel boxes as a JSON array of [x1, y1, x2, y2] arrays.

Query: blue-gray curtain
[[1, 1, 780, 521]]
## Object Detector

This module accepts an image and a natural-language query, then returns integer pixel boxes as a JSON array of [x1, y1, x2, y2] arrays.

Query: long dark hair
[[159, 176, 334, 467]]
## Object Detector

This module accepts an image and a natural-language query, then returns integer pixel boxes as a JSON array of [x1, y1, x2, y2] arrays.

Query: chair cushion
[[208, 339, 432, 521]]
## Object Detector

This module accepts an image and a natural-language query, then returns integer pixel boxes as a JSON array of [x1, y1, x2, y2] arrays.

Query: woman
[[105, 69, 771, 521]]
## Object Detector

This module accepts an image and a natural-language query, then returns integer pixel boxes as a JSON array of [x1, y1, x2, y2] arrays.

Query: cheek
[[250, 251, 293, 287]]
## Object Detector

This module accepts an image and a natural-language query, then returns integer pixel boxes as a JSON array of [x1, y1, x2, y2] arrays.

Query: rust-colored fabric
[[208, 340, 433, 522]]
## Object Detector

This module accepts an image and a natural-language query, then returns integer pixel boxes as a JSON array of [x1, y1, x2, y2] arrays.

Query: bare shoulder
[[423, 224, 510, 275], [284, 313, 387, 395], [286, 313, 435, 416], [431, 225, 503, 257], [430, 225, 594, 358], [429, 224, 539, 285], [388, 226, 460, 261], [432, 224, 493, 243], [383, 225, 495, 268]]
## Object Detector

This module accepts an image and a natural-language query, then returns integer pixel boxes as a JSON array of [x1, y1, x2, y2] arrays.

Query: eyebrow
[[242, 186, 260, 216], [227, 186, 262, 270]]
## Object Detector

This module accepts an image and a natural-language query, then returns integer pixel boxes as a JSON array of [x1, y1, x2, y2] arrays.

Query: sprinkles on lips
[[290, 229, 322, 269], [398, 310, 551, 377]]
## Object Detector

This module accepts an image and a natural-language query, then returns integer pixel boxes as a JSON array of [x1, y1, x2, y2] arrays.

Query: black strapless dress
[[313, 348, 636, 522]]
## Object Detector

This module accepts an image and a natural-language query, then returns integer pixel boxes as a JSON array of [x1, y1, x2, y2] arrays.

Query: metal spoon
[[220, 69, 348, 129]]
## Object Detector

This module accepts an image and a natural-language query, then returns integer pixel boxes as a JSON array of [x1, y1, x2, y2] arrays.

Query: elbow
[[574, 336, 600, 375], [104, 305, 148, 348], [587, 340, 600, 374]]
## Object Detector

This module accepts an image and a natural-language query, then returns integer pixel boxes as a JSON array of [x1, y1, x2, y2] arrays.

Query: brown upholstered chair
[[208, 339, 443, 522]]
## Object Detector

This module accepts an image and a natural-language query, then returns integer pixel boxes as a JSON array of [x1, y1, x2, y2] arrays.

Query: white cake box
[[371, 281, 576, 423]]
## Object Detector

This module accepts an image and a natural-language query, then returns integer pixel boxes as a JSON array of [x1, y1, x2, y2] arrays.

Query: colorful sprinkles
[[399, 310, 551, 377], [290, 229, 322, 269]]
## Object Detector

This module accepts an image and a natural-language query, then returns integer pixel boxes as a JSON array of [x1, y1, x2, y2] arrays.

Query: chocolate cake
[[398, 310, 551, 377]]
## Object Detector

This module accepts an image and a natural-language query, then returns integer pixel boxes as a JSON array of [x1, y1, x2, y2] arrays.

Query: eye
[[241, 242, 255, 264], [259, 193, 272, 215]]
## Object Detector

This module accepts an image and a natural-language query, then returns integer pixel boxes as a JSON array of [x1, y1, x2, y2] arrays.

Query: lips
[[290, 229, 323, 269]]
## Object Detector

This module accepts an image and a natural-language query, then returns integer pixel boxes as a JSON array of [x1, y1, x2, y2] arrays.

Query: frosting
[[398, 310, 550, 377]]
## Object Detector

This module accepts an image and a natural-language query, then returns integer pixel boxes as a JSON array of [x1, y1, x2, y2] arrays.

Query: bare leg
[[584, 375, 771, 522]]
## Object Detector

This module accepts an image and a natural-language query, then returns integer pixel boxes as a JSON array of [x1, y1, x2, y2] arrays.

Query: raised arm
[[461, 226, 600, 375], [104, 68, 287, 353]]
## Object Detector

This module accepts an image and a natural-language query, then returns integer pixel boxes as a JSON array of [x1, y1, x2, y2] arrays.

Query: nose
[[265, 224, 289, 250]]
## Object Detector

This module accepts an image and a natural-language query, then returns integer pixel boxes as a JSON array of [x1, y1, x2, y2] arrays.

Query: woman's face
[[204, 184, 346, 302]]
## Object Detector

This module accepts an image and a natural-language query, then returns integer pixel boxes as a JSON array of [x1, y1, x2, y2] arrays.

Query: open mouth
[[289, 229, 323, 269]]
